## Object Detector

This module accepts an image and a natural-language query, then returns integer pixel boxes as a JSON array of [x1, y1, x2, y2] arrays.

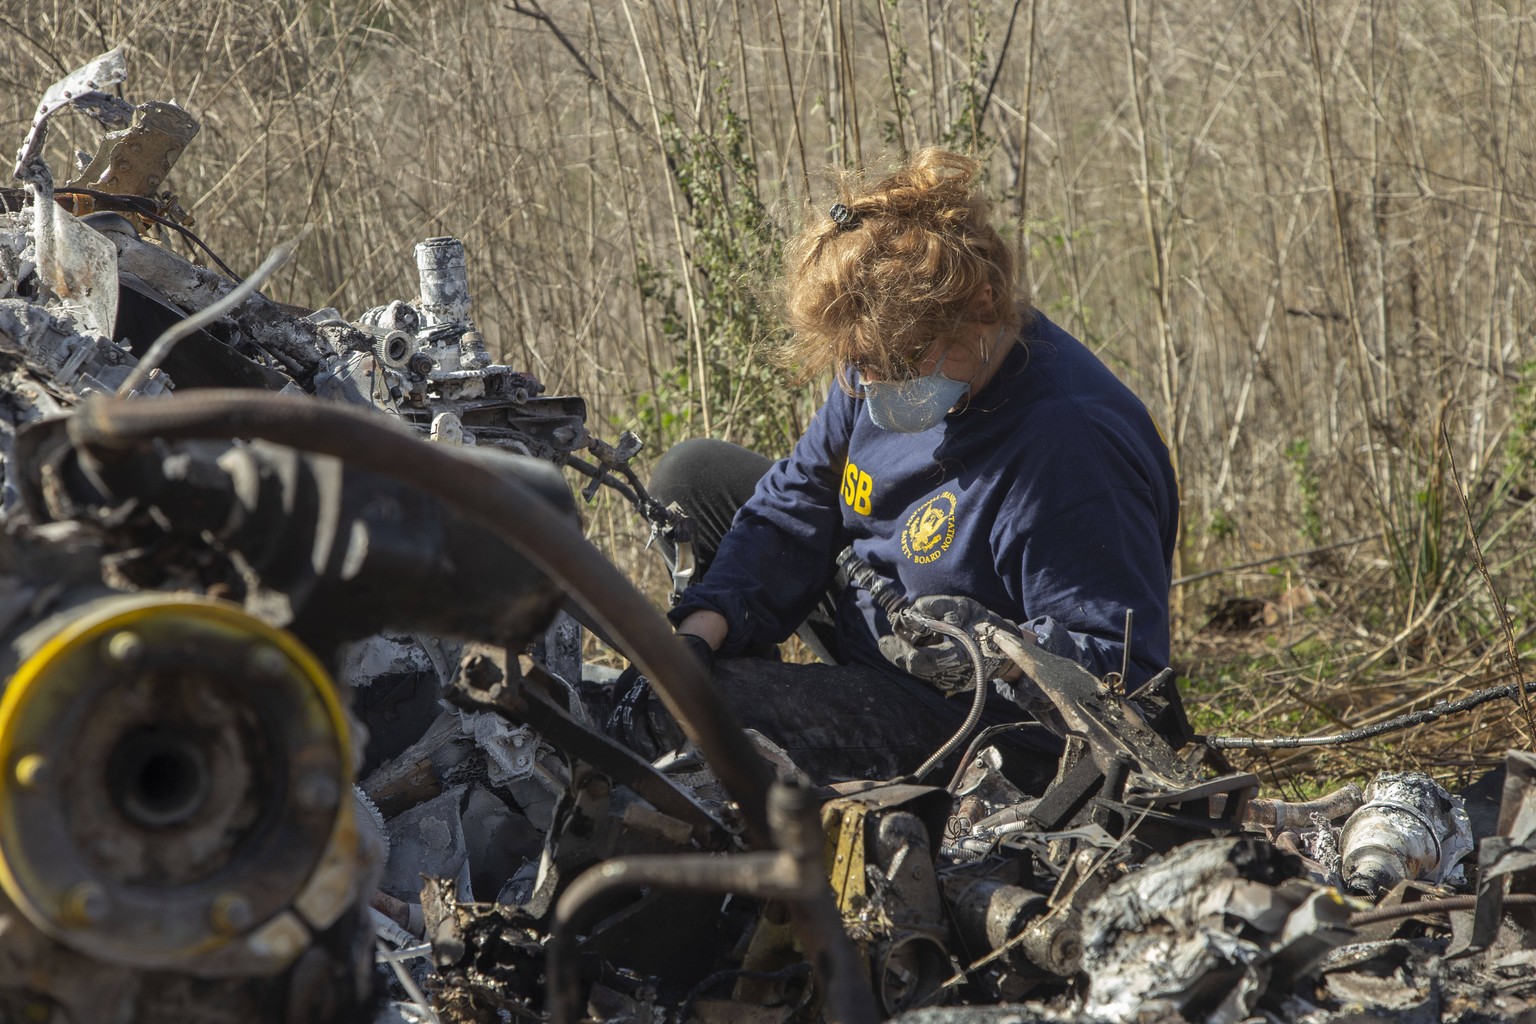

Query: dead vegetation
[[4, 0, 1535, 788]]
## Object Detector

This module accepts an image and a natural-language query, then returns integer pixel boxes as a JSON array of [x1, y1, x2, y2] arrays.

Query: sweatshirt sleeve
[[992, 420, 1176, 690], [668, 385, 854, 654], [1006, 487, 1173, 688]]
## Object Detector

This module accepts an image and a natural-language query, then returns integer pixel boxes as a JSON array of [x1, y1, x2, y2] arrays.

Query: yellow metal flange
[[0, 593, 354, 970]]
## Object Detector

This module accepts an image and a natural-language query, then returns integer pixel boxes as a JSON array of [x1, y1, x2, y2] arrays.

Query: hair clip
[[829, 203, 859, 230]]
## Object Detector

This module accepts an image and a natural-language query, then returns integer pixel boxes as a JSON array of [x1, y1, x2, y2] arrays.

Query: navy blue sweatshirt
[[672, 312, 1179, 689]]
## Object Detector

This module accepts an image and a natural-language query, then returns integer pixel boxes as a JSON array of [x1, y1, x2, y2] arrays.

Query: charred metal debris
[[0, 51, 1533, 1024]]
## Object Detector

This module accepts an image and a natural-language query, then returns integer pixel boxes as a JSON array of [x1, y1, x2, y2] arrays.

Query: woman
[[617, 148, 1178, 785]]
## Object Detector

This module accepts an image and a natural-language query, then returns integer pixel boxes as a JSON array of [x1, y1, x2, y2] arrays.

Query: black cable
[[945, 721, 1042, 793], [52, 187, 243, 281], [563, 455, 642, 505], [1203, 679, 1536, 750]]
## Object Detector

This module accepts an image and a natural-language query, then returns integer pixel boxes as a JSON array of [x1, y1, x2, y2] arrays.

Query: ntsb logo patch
[[902, 491, 957, 565]]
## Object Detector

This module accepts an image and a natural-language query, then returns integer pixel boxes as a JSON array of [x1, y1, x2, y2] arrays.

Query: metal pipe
[[906, 613, 989, 782], [547, 853, 798, 1023], [1346, 892, 1536, 928], [547, 785, 878, 1024], [1242, 784, 1364, 830], [834, 548, 993, 783]]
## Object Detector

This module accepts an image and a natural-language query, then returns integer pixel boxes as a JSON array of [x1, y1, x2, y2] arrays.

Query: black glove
[[604, 634, 714, 759], [877, 595, 1017, 695]]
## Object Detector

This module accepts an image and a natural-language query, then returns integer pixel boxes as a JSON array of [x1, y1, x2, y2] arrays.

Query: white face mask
[[862, 351, 971, 432]]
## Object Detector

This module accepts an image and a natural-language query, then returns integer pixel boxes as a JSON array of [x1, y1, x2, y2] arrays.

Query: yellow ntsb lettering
[[841, 460, 874, 515]]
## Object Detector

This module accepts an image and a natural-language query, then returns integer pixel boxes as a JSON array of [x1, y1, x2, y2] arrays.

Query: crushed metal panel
[[36, 202, 119, 341], [13, 49, 129, 179], [69, 100, 200, 199], [1078, 838, 1352, 1023]]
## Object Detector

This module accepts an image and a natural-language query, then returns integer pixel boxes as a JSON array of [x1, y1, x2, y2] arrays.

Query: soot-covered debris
[[1, 51, 1534, 1024]]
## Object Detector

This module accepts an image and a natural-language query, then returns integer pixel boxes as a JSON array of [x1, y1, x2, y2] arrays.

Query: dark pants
[[645, 439, 1058, 789]]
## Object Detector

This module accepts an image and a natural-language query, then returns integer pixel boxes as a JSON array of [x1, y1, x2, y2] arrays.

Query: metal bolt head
[[63, 882, 108, 926], [246, 645, 289, 679], [263, 925, 302, 960], [104, 630, 145, 668], [296, 771, 340, 812], [210, 892, 254, 935], [14, 754, 47, 789]]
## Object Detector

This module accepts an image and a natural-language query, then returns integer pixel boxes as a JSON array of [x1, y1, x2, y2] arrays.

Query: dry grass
[[5, 0, 1535, 790]]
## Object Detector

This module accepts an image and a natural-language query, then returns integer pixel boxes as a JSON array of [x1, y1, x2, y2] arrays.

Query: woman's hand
[[878, 594, 1022, 693], [674, 609, 727, 653]]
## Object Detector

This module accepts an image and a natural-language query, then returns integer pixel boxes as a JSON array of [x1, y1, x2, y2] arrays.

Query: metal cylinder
[[941, 876, 1081, 977], [875, 932, 952, 1014], [1245, 783, 1364, 830], [1018, 914, 1083, 976], [944, 877, 1046, 971], [459, 329, 492, 370], [1340, 773, 1462, 899], [414, 236, 471, 325], [0, 593, 356, 972], [1341, 806, 1441, 898]]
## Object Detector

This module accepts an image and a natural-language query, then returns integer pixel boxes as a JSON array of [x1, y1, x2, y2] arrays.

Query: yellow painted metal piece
[[821, 798, 869, 918], [0, 594, 349, 777], [0, 593, 353, 967]]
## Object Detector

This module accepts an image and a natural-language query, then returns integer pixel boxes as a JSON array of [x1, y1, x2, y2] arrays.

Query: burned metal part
[[1338, 772, 1473, 899], [447, 673, 731, 850], [531, 610, 586, 720], [1017, 845, 1113, 978], [946, 723, 1045, 796], [982, 628, 1257, 854], [548, 783, 879, 1024], [118, 239, 296, 395], [872, 817, 951, 1013], [1079, 838, 1348, 1023], [414, 238, 471, 328], [1244, 783, 1364, 831], [457, 710, 538, 785], [1022, 748, 1105, 833], [0, 591, 379, 1023], [1454, 750, 1536, 956], [35, 196, 120, 342], [990, 627, 1254, 808], [1491, 749, 1536, 877], [13, 50, 129, 182], [68, 101, 200, 210], [355, 786, 390, 865], [360, 712, 466, 819], [417, 876, 546, 1019], [102, 227, 339, 384], [942, 876, 1050, 977], [12, 54, 130, 347], [0, 301, 168, 406], [819, 784, 955, 1014], [24, 426, 575, 650], [660, 499, 698, 603], [381, 789, 472, 906], [1312, 939, 1443, 1023]]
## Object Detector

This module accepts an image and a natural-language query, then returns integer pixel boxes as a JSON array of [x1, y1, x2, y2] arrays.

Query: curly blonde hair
[[780, 147, 1024, 389]]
